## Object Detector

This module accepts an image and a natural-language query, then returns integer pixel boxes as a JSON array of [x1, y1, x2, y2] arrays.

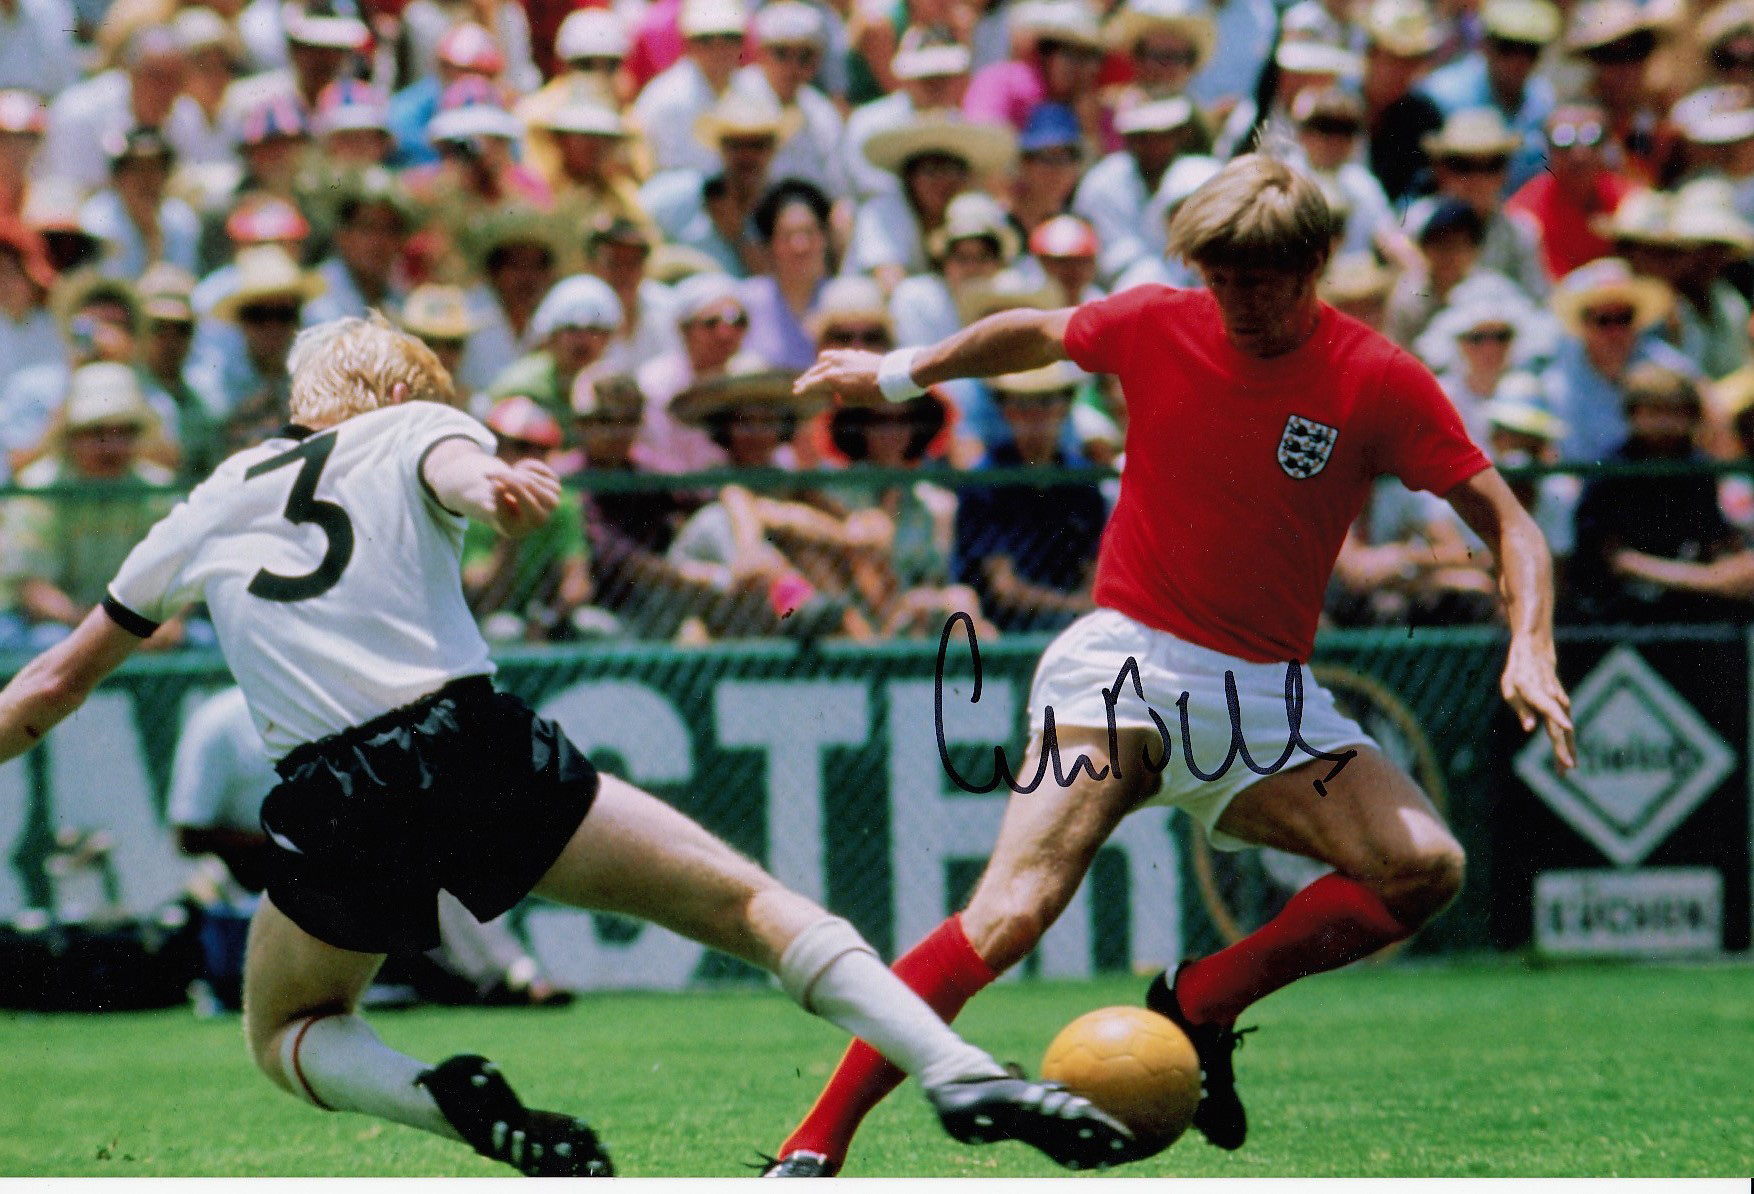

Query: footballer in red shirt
[[762, 152, 1577, 1176]]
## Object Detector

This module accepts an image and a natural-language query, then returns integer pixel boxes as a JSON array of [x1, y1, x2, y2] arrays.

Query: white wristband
[[876, 347, 926, 403]]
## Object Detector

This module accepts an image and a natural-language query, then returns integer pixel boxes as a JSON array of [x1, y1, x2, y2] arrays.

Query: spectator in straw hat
[[1293, 86, 1420, 276], [304, 167, 416, 326], [1359, 0, 1448, 203], [311, 79, 395, 168], [0, 90, 46, 220], [528, 88, 645, 242], [966, 0, 1109, 143], [1566, 0, 1670, 186], [1482, 374, 1578, 561], [1070, 93, 1197, 285], [1657, 182, 1754, 378], [849, 114, 1017, 289], [0, 362, 180, 651], [454, 209, 561, 393], [890, 191, 1018, 350], [397, 283, 479, 389], [1320, 251, 1398, 332], [1027, 213, 1103, 305], [405, 79, 547, 222], [843, 28, 973, 204], [79, 127, 201, 281], [641, 90, 798, 278], [487, 273, 623, 430], [188, 244, 324, 447], [1541, 255, 1693, 461], [636, 271, 754, 472], [1418, 0, 1560, 189], [632, 0, 750, 175], [0, 218, 59, 380], [221, 1, 368, 141], [1507, 102, 1638, 280], [387, 21, 510, 169], [732, 1, 847, 199], [951, 360, 1106, 632], [135, 262, 220, 480], [1668, 85, 1754, 220], [1103, 0, 1216, 104], [582, 217, 680, 375], [1416, 286, 1544, 444], [1405, 107, 1548, 298], [1568, 363, 1745, 623]]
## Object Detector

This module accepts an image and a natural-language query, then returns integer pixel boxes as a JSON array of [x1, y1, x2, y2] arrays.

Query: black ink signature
[[933, 612, 1356, 797]]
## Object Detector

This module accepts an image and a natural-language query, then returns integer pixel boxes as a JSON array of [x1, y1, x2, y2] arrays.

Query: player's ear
[[388, 381, 410, 405]]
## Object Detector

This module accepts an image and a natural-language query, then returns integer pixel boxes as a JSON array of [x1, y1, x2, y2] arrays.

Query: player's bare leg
[[772, 725, 1163, 1172], [533, 774, 1134, 1171], [1146, 745, 1464, 1149], [243, 897, 612, 1176]]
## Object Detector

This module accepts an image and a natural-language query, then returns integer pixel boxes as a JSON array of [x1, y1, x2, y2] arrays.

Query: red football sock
[[1175, 873, 1411, 1027], [779, 914, 997, 1163]]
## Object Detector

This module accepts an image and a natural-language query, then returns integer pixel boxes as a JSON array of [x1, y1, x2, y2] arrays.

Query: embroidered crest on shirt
[[1277, 415, 1339, 479]]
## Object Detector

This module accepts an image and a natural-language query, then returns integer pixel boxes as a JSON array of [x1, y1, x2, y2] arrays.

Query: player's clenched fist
[[487, 458, 562, 538]]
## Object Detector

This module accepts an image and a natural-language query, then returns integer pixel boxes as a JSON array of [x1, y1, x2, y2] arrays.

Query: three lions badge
[[1277, 415, 1338, 479]]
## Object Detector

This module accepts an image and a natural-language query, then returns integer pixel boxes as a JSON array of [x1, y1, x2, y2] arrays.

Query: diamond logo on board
[[1514, 646, 1733, 865]]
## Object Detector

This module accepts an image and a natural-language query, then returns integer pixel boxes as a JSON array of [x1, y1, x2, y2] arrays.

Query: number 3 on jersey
[[245, 431, 355, 602]]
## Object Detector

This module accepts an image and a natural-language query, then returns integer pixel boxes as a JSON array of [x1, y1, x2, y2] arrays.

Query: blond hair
[[1167, 152, 1334, 277], [288, 313, 460, 426]]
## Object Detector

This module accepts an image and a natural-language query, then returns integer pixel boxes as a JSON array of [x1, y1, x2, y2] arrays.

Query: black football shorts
[[260, 676, 599, 954]]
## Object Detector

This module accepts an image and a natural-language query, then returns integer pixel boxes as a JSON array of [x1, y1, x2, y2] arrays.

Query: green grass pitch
[[1, 959, 1748, 1177]]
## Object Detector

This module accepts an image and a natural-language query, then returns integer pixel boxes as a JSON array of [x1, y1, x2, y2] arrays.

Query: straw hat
[[212, 245, 325, 322], [1363, 0, 1445, 56], [670, 361, 821, 426], [1550, 257, 1672, 335], [1481, 0, 1561, 45], [1701, 0, 1754, 49], [863, 116, 1017, 176], [926, 191, 1021, 262], [540, 93, 627, 137], [679, 0, 748, 38], [64, 363, 157, 432], [1671, 84, 1754, 144], [1104, 0, 1217, 67], [646, 243, 725, 284], [694, 91, 803, 149], [530, 274, 623, 338], [892, 26, 972, 78], [1669, 195, 1754, 253], [1565, 0, 1662, 54], [1113, 94, 1196, 135], [400, 284, 480, 339], [1274, 38, 1364, 77], [806, 275, 892, 340], [956, 267, 1060, 323], [1592, 187, 1673, 243], [1422, 107, 1523, 156], [138, 263, 196, 323], [990, 360, 1083, 396], [1485, 393, 1568, 442], [282, 0, 369, 49], [557, 9, 630, 61], [1319, 252, 1397, 303]]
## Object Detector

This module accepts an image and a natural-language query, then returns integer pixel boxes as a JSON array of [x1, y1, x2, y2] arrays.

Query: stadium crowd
[[5, 0, 1754, 645]]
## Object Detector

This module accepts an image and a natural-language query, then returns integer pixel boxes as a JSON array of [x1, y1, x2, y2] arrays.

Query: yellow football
[[1041, 1006, 1202, 1156]]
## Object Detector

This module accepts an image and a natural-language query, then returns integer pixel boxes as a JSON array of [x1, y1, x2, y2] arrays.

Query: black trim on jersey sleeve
[[274, 424, 318, 442], [102, 594, 161, 639], [416, 433, 486, 517]]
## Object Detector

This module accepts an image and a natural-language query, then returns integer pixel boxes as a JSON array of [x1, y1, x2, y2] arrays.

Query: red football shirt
[[1064, 286, 1490, 663]]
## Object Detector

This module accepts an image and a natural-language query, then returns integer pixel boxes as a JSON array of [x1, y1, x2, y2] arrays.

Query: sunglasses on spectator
[[769, 44, 819, 65], [1039, 39, 1101, 59], [1134, 45, 1198, 67], [238, 304, 301, 324], [1548, 121, 1603, 148], [1485, 35, 1543, 58], [1442, 154, 1509, 174], [1302, 117, 1361, 138], [1583, 307, 1637, 328], [822, 324, 891, 348], [148, 319, 194, 337], [690, 310, 748, 330], [570, 56, 623, 72], [1585, 37, 1654, 65], [1023, 147, 1082, 167], [692, 32, 743, 44], [422, 336, 466, 354], [1460, 327, 1514, 344], [1711, 45, 1754, 70]]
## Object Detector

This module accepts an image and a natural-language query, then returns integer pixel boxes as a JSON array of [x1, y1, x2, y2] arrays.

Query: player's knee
[[1385, 839, 1466, 926]]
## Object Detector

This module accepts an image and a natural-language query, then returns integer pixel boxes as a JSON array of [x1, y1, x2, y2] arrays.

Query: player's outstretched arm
[[0, 607, 143, 763], [422, 438, 562, 538], [1445, 467, 1577, 772], [796, 307, 1076, 406]]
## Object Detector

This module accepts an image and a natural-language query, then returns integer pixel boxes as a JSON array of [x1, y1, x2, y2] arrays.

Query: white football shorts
[[1026, 609, 1377, 850]]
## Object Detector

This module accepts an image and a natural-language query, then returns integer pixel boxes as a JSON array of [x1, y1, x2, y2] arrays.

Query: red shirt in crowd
[[1064, 286, 1490, 663], [1505, 169, 1634, 281]]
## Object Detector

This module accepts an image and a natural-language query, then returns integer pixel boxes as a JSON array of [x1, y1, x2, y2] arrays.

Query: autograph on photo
[[933, 612, 1357, 797]]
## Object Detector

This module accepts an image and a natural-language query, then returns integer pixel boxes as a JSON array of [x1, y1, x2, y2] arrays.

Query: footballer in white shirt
[[0, 314, 1137, 1177]]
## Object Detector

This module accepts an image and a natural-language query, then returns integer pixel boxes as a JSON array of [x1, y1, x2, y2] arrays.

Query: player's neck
[[1231, 299, 1323, 360]]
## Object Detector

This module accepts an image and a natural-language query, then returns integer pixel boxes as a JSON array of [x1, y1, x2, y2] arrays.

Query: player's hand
[[1501, 638, 1575, 773], [796, 349, 885, 407], [490, 458, 562, 538]]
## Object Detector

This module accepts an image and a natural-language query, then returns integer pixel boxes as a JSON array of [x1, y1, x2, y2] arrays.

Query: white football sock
[[777, 916, 1005, 1092], [278, 1013, 463, 1142]]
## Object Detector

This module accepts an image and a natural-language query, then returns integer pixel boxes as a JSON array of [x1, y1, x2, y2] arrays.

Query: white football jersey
[[109, 401, 497, 760]]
